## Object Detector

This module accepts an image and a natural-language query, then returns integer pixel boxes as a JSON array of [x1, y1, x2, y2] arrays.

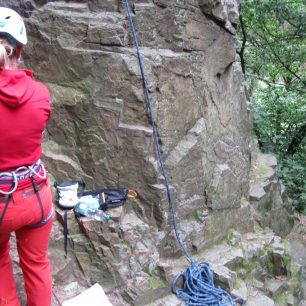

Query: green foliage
[[253, 86, 305, 154], [239, 0, 306, 90], [279, 157, 306, 213], [252, 86, 305, 213], [148, 272, 168, 289], [238, 0, 306, 214]]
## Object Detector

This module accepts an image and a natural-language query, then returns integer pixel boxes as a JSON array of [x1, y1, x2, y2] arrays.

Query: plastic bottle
[[77, 203, 110, 222], [77, 195, 100, 209], [75, 196, 110, 222]]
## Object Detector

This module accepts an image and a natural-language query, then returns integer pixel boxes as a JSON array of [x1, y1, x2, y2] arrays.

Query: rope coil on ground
[[124, 1, 244, 305], [172, 262, 243, 305]]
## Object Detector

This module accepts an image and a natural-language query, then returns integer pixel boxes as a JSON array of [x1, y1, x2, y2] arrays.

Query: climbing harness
[[124, 1, 244, 305], [0, 159, 50, 227], [0, 159, 46, 194]]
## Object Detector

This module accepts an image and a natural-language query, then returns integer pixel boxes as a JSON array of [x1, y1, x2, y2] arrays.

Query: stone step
[[231, 279, 248, 303], [246, 285, 275, 306], [197, 241, 244, 269], [141, 294, 183, 306], [265, 279, 288, 299]]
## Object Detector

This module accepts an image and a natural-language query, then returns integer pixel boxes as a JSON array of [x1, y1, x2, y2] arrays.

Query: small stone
[[142, 294, 184, 306], [242, 241, 264, 260], [286, 293, 294, 306], [227, 230, 242, 247], [250, 184, 266, 201], [271, 236, 284, 250], [250, 266, 268, 282], [252, 279, 265, 290], [63, 282, 78, 292], [202, 243, 243, 268], [259, 154, 277, 169], [231, 279, 247, 303], [246, 291, 275, 306], [212, 264, 237, 291], [265, 279, 288, 299], [109, 206, 123, 221]]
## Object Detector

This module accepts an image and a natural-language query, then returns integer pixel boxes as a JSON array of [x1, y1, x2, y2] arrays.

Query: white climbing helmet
[[0, 7, 27, 46]]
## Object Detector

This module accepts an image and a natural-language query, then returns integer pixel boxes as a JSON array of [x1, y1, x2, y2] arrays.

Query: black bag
[[79, 188, 138, 211]]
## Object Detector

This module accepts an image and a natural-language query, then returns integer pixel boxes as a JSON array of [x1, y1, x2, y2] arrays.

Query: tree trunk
[[287, 122, 306, 155]]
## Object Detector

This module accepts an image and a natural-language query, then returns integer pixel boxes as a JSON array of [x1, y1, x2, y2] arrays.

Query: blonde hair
[[0, 37, 16, 69]]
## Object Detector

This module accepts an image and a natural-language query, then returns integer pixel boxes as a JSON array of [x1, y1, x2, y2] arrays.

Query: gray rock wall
[[3, 0, 254, 303]]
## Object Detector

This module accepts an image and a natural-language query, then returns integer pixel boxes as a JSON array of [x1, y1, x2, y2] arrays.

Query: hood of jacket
[[0, 69, 36, 108]]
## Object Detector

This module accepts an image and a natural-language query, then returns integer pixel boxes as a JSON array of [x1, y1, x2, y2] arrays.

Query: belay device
[[55, 181, 138, 256]]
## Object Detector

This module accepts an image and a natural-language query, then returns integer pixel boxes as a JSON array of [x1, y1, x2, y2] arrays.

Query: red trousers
[[0, 181, 54, 306]]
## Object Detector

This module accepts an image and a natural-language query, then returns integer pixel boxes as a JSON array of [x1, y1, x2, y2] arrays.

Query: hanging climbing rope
[[124, 1, 244, 305]]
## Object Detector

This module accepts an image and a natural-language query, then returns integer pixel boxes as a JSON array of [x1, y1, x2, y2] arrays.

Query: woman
[[0, 7, 53, 306]]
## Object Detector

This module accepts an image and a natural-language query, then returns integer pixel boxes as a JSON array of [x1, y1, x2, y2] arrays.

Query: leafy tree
[[237, 0, 306, 214]]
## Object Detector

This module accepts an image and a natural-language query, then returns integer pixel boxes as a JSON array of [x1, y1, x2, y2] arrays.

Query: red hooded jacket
[[0, 69, 51, 172]]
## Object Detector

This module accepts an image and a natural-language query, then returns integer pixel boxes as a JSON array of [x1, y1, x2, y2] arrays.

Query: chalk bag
[[55, 181, 80, 208]]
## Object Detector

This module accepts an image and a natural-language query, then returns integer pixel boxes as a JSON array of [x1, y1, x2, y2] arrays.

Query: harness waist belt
[[0, 159, 47, 195], [0, 160, 42, 184]]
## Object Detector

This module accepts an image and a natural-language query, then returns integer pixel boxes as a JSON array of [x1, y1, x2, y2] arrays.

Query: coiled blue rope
[[172, 262, 243, 305], [124, 1, 244, 305]]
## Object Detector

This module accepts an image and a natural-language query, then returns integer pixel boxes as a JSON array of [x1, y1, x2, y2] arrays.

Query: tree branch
[[245, 73, 306, 93], [256, 28, 306, 86], [237, 13, 247, 75], [287, 122, 306, 155]]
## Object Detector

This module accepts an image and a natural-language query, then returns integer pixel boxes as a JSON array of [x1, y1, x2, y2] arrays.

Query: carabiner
[[127, 189, 138, 199], [0, 172, 18, 195]]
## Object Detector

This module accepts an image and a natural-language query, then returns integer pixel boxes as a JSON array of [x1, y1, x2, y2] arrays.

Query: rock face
[[249, 151, 294, 237], [1, 0, 283, 304], [24, 0, 251, 240]]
